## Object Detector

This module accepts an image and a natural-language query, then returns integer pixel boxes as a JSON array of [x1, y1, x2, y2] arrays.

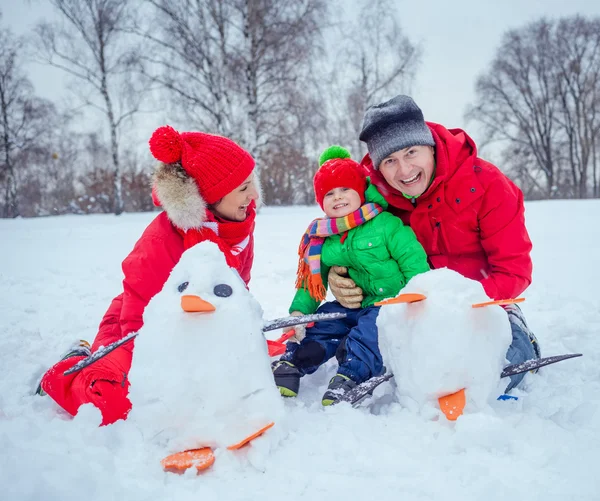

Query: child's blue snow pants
[[280, 301, 383, 384]]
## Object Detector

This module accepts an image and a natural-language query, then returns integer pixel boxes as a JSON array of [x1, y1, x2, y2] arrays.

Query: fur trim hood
[[153, 162, 207, 230]]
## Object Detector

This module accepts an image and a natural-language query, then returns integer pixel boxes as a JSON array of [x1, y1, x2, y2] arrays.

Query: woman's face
[[379, 145, 435, 198], [211, 173, 259, 221]]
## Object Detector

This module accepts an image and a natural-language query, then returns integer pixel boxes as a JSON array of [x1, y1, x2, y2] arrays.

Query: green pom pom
[[319, 145, 352, 167]]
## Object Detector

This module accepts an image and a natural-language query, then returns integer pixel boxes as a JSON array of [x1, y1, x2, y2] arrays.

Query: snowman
[[127, 241, 283, 459], [376, 268, 513, 419]]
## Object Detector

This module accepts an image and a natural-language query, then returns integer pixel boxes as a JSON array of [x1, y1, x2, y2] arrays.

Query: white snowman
[[127, 241, 283, 454], [377, 268, 513, 419]]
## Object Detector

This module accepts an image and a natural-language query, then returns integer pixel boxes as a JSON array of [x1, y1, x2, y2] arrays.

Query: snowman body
[[377, 268, 512, 413], [128, 242, 283, 451]]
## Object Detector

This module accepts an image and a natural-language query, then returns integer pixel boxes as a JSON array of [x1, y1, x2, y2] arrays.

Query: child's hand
[[288, 311, 306, 343]]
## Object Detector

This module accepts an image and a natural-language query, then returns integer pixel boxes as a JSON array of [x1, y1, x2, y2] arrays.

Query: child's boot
[[35, 340, 92, 396], [322, 374, 357, 406], [271, 360, 301, 397]]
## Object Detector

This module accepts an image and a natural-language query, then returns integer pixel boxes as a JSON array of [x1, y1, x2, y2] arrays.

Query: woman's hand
[[40, 346, 132, 425], [328, 266, 363, 309]]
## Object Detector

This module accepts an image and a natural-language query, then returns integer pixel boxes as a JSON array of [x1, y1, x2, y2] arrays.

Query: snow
[[1, 200, 599, 501], [378, 268, 511, 414], [128, 241, 283, 451]]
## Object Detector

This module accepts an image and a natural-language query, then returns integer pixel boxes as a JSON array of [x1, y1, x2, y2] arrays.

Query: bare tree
[[0, 26, 27, 217], [230, 0, 326, 161], [467, 20, 561, 198], [325, 0, 421, 158], [136, 0, 237, 136], [0, 21, 57, 217], [120, 147, 154, 212], [260, 83, 328, 205], [138, 0, 418, 204], [468, 16, 600, 199], [37, 125, 80, 215], [553, 16, 600, 199], [11, 108, 84, 217], [35, 0, 145, 214], [73, 132, 114, 213], [139, 0, 327, 173]]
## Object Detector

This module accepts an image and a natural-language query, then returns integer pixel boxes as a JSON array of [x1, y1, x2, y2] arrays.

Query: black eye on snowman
[[177, 281, 189, 293], [213, 284, 233, 297]]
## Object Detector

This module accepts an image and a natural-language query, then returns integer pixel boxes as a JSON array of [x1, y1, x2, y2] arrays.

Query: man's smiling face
[[379, 145, 435, 197]]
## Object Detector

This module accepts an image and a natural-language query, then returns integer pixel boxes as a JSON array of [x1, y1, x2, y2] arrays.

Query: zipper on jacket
[[431, 221, 440, 253]]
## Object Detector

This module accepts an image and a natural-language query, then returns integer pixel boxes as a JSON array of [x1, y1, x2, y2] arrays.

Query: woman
[[39, 125, 260, 425]]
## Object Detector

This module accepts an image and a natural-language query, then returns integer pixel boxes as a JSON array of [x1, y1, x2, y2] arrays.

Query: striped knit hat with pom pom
[[313, 145, 367, 209], [148, 125, 255, 204]]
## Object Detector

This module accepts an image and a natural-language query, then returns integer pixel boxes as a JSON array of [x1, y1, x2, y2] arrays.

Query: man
[[329, 95, 540, 391]]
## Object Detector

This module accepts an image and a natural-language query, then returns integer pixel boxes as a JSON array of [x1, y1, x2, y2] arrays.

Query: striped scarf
[[295, 203, 384, 302]]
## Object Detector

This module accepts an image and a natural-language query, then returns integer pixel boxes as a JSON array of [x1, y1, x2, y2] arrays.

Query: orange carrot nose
[[181, 295, 216, 313]]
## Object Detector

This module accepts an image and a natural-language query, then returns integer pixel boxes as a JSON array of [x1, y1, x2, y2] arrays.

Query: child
[[38, 125, 260, 425], [272, 146, 430, 405]]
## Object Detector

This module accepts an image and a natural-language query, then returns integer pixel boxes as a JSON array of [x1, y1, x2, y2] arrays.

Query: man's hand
[[328, 266, 363, 309], [288, 311, 306, 343]]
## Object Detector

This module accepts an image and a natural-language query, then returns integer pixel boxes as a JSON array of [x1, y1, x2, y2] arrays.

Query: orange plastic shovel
[[472, 297, 525, 308], [161, 422, 276, 474], [266, 321, 317, 356], [438, 388, 466, 421], [374, 293, 427, 307], [267, 329, 296, 357], [161, 447, 215, 474], [227, 422, 275, 450]]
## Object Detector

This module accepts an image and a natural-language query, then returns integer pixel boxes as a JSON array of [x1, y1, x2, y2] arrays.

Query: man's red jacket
[[363, 122, 533, 301]]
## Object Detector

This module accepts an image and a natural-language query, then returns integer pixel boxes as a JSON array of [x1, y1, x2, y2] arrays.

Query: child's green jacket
[[290, 181, 430, 314]]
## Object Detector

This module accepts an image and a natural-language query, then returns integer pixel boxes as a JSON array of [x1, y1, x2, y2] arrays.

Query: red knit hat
[[313, 146, 366, 209], [148, 125, 255, 204]]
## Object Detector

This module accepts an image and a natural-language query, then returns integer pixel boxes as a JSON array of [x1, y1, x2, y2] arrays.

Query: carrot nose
[[181, 295, 216, 313]]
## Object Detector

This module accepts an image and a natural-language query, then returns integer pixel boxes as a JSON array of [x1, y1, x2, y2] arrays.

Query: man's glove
[[328, 266, 363, 309], [288, 311, 306, 343]]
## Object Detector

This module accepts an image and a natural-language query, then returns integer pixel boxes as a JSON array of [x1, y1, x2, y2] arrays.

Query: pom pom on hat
[[313, 145, 366, 209], [319, 145, 351, 166], [149, 125, 184, 164]]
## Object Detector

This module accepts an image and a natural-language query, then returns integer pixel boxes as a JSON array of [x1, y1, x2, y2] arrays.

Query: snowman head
[[166, 241, 258, 317], [140, 241, 264, 339]]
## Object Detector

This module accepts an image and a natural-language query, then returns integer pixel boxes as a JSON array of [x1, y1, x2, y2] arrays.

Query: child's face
[[322, 187, 361, 218]]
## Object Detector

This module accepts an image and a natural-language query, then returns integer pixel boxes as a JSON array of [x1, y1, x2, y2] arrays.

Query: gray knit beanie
[[359, 95, 435, 169]]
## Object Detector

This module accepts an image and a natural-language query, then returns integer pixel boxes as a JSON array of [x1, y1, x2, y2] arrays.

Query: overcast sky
[[399, 0, 600, 129], [2, 0, 600, 148]]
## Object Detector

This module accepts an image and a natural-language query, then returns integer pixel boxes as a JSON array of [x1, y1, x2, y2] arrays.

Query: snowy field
[[1, 200, 599, 501]]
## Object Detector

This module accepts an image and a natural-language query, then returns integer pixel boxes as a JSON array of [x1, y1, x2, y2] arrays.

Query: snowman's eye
[[213, 284, 233, 297], [177, 281, 189, 293]]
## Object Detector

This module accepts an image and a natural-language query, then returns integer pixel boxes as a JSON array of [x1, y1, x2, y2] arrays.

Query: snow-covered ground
[[1, 200, 599, 501]]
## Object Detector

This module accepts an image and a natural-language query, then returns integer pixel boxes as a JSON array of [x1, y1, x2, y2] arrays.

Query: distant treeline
[[1, 2, 599, 217]]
